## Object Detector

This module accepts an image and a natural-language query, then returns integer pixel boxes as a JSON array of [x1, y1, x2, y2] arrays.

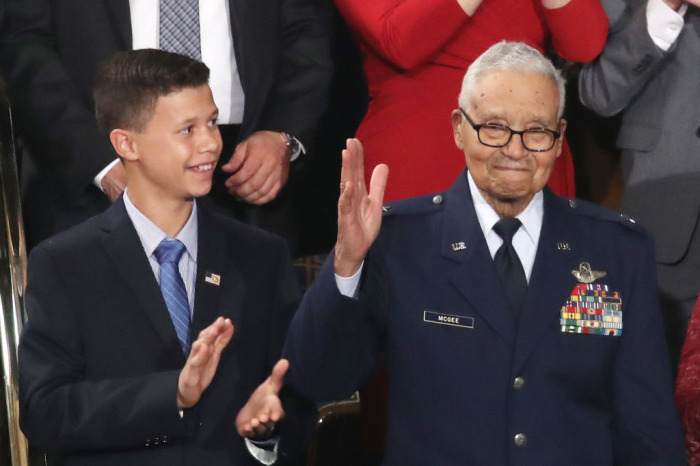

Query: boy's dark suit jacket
[[0, 0, 331, 248], [19, 197, 315, 465]]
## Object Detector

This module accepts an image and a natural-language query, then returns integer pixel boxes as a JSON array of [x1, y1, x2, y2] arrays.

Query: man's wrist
[[334, 253, 363, 278], [660, 0, 684, 11], [281, 132, 304, 162]]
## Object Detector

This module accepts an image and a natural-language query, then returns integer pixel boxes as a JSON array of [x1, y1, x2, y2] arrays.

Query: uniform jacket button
[[513, 377, 525, 390], [514, 433, 527, 447]]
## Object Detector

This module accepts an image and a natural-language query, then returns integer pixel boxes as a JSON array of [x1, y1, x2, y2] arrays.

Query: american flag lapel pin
[[205, 272, 221, 286]]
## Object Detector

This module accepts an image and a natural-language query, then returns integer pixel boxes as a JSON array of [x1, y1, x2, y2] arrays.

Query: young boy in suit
[[18, 49, 313, 466]]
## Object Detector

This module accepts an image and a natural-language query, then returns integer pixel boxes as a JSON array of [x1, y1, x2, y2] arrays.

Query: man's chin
[[493, 184, 531, 202]]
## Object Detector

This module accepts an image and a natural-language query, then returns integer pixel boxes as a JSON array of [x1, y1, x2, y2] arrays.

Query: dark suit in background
[[20, 197, 314, 465], [579, 0, 700, 375], [284, 170, 686, 465], [0, 0, 331, 253]]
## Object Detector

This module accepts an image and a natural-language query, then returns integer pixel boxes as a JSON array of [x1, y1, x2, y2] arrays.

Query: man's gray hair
[[458, 41, 566, 119]]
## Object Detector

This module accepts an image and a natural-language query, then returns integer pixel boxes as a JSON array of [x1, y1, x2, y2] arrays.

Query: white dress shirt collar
[[122, 189, 198, 263]]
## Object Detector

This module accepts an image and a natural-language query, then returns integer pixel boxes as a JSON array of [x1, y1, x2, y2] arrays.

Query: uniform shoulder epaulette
[[563, 197, 646, 235], [382, 192, 447, 217]]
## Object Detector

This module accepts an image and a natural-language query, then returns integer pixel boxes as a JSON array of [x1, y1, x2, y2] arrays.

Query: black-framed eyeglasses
[[460, 108, 561, 152]]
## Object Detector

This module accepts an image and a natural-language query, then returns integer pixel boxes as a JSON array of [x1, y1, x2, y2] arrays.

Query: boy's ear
[[109, 129, 139, 162]]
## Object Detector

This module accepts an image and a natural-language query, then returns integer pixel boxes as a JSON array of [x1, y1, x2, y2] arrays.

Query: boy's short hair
[[94, 49, 210, 133]]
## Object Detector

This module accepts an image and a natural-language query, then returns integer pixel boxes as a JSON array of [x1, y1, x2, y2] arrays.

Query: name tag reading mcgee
[[424, 311, 474, 329]]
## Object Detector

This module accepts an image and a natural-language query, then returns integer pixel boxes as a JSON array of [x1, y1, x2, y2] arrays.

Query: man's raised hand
[[334, 138, 388, 277]]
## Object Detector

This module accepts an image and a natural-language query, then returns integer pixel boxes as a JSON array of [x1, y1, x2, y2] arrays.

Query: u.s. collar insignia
[[571, 262, 606, 284], [451, 241, 467, 251]]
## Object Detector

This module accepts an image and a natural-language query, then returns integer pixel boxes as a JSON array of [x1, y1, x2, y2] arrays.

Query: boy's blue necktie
[[154, 239, 191, 355]]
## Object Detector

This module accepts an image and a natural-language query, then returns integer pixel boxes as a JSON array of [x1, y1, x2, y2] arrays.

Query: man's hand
[[236, 359, 289, 438], [662, 0, 700, 10], [101, 162, 127, 202], [221, 131, 291, 205], [334, 139, 388, 277], [177, 317, 234, 409]]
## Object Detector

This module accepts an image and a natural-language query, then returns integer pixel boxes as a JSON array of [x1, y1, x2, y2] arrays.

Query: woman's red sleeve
[[334, 0, 469, 70], [544, 0, 609, 62]]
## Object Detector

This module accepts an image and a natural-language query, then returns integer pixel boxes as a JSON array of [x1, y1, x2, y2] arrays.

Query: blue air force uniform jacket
[[284, 169, 686, 465]]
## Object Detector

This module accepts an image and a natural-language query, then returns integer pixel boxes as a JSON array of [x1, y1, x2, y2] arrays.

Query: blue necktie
[[159, 0, 201, 61], [493, 217, 528, 318], [154, 239, 191, 355]]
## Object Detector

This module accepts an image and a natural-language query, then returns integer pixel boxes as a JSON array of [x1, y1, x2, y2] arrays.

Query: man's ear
[[554, 118, 567, 158], [451, 109, 464, 150], [559, 118, 567, 136], [109, 129, 138, 162]]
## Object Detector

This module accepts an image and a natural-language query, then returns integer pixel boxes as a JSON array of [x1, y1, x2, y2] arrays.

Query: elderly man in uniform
[[283, 41, 686, 465]]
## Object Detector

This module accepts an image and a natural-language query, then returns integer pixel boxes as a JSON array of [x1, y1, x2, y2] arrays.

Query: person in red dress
[[335, 0, 609, 202], [676, 295, 700, 464]]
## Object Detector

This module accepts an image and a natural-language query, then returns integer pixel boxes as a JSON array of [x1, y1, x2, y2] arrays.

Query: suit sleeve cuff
[[93, 159, 120, 194], [335, 262, 364, 298], [646, 0, 686, 51], [245, 437, 279, 465]]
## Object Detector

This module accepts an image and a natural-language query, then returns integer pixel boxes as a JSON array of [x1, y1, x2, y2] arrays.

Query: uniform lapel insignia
[[571, 262, 606, 283], [451, 241, 467, 251], [204, 272, 221, 286], [556, 241, 570, 251]]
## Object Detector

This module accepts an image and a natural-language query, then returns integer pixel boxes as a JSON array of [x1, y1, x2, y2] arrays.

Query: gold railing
[[0, 93, 39, 465]]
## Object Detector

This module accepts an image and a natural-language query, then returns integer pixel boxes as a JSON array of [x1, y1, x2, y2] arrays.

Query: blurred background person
[[334, 0, 608, 203], [676, 296, 700, 464], [579, 0, 700, 378], [0, 0, 331, 256]]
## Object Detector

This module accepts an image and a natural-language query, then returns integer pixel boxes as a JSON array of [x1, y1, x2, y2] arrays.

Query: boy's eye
[[208, 119, 218, 127], [180, 126, 193, 134]]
